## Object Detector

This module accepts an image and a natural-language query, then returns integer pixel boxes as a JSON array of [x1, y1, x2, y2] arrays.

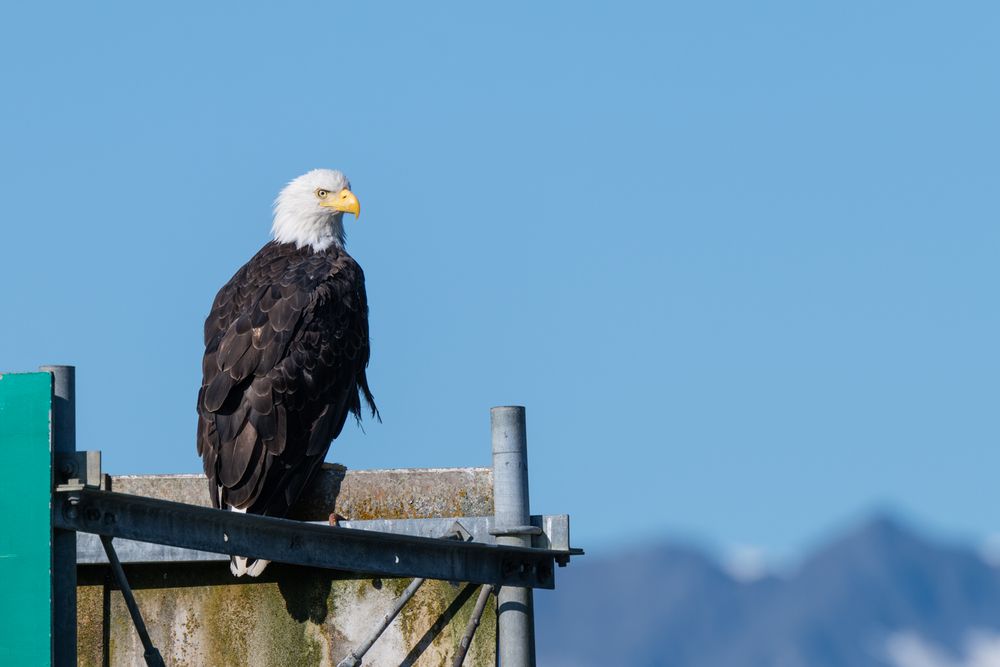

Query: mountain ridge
[[535, 514, 1000, 667]]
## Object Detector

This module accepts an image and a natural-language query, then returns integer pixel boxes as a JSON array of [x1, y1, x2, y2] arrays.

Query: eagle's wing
[[197, 243, 375, 515]]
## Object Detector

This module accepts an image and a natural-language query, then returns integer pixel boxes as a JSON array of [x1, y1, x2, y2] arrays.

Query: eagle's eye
[[316, 189, 329, 199]]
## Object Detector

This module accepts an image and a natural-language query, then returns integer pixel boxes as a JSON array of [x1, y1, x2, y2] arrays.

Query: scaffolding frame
[[25, 366, 580, 666]]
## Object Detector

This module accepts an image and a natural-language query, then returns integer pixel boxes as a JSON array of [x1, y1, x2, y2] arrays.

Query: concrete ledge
[[110, 464, 495, 521]]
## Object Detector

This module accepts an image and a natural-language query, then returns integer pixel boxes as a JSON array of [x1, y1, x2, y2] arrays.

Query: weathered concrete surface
[[77, 466, 496, 666], [110, 465, 495, 522]]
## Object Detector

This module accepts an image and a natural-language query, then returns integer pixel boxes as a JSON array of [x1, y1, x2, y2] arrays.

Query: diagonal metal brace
[[336, 524, 473, 667], [100, 536, 164, 667], [452, 584, 494, 667], [337, 577, 426, 667]]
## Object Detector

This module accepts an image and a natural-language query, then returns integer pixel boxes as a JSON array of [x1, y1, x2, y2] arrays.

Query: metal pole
[[100, 536, 165, 667], [41, 365, 76, 667], [492, 406, 536, 667], [337, 577, 426, 667], [452, 584, 494, 667]]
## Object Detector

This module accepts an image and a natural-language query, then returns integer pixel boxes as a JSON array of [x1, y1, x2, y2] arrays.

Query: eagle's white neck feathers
[[271, 169, 350, 252]]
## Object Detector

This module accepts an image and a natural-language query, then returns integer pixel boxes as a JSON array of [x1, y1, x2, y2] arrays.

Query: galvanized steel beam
[[76, 514, 578, 565], [55, 488, 559, 589]]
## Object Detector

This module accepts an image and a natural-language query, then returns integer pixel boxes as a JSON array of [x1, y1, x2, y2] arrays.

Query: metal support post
[[492, 406, 536, 667], [42, 365, 76, 667]]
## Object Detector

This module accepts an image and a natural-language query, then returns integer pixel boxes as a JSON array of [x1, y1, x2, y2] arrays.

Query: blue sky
[[2, 2, 998, 563]]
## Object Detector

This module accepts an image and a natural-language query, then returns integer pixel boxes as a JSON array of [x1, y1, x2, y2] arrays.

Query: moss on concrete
[[83, 572, 497, 666], [76, 584, 104, 667]]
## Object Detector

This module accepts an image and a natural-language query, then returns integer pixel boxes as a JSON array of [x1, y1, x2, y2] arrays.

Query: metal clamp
[[54, 450, 103, 491], [489, 525, 543, 538]]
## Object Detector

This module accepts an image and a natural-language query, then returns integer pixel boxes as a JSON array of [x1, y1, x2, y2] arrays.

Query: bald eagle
[[196, 169, 377, 577]]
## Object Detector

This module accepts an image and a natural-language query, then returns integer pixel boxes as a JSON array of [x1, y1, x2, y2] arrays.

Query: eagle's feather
[[196, 240, 377, 525]]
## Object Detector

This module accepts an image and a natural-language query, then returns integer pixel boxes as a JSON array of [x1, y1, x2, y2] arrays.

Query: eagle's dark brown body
[[196, 240, 376, 518]]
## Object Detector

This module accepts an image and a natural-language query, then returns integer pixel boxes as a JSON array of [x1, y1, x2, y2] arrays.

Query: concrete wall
[[76, 466, 496, 666]]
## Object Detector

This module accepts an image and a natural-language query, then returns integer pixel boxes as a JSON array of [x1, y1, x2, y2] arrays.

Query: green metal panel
[[0, 372, 52, 664]]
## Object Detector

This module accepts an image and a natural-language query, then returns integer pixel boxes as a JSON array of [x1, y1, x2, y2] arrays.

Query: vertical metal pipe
[[491, 406, 536, 667], [41, 365, 77, 667]]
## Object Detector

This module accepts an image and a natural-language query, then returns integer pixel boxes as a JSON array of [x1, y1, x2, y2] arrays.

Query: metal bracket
[[54, 450, 102, 491], [446, 520, 474, 543]]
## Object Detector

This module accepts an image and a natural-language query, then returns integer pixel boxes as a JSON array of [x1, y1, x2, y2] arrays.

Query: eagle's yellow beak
[[321, 188, 361, 219]]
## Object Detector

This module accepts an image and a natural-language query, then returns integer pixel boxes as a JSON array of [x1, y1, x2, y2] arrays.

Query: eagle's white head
[[271, 169, 361, 252]]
